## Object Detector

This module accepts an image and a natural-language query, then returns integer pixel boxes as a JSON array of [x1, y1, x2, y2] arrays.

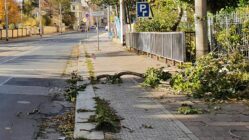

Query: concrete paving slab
[[76, 85, 96, 110], [74, 129, 104, 140], [76, 112, 95, 123]]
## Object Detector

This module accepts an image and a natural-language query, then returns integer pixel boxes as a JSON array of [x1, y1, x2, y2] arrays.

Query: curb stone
[[74, 43, 104, 139]]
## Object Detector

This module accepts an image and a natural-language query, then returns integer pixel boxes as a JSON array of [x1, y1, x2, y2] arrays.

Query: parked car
[[105, 26, 108, 31], [90, 25, 96, 29]]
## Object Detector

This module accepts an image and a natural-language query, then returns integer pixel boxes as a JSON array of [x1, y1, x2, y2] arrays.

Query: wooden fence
[[126, 32, 186, 62]]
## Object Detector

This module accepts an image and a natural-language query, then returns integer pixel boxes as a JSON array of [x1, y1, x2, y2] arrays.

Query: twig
[[229, 129, 241, 139]]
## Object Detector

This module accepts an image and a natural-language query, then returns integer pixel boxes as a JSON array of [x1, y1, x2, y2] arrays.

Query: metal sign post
[[91, 11, 104, 51], [86, 13, 90, 40], [97, 17, 99, 51]]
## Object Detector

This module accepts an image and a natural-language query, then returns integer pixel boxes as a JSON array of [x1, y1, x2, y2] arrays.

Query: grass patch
[[66, 71, 83, 85], [89, 97, 121, 133], [86, 59, 95, 78], [84, 49, 95, 82], [64, 72, 86, 102], [177, 104, 203, 115]]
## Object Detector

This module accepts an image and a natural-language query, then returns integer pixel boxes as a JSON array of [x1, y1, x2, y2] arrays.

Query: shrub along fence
[[126, 32, 187, 62]]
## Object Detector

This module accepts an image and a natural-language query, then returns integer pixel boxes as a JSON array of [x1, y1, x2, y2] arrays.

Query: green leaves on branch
[[170, 52, 249, 100], [142, 67, 172, 88]]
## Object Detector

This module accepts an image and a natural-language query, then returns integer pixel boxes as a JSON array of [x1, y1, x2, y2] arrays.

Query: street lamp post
[[119, 0, 124, 45], [4, 0, 9, 41], [39, 0, 42, 37], [59, 2, 62, 34]]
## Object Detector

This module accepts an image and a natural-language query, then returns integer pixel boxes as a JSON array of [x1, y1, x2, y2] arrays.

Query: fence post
[[182, 32, 186, 62], [171, 34, 173, 60], [162, 33, 164, 57]]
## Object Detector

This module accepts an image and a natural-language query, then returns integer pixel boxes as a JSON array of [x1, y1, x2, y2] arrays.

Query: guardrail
[[0, 28, 29, 40], [126, 32, 186, 62]]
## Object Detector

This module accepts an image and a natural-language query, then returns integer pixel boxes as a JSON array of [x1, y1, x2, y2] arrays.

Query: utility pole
[[59, 2, 62, 34], [107, 6, 110, 32], [39, 0, 42, 37], [4, 0, 8, 41], [119, 0, 124, 45], [195, 0, 208, 57], [20, 0, 23, 24]]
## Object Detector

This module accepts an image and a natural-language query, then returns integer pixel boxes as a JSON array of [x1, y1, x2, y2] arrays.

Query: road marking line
[[17, 101, 31, 104], [0, 77, 12, 86], [0, 46, 41, 65]]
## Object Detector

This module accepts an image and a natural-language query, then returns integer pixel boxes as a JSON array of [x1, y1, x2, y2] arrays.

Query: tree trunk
[[171, 5, 183, 31]]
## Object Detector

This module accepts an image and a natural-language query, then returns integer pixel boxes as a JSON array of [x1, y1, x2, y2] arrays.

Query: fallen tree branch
[[95, 71, 144, 84]]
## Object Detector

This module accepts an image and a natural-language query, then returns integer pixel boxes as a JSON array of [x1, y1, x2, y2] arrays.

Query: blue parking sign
[[136, 2, 150, 18]]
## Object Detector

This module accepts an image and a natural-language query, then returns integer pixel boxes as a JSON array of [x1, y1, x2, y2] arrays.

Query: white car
[[105, 26, 108, 31]]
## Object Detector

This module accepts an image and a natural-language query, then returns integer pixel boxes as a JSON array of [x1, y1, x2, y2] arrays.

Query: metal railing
[[0, 28, 28, 40], [126, 32, 186, 62]]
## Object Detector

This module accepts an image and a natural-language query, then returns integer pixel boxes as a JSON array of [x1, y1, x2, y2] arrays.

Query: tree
[[135, 0, 190, 32], [23, 0, 38, 16], [48, 0, 76, 27], [0, 0, 21, 25], [0, 1, 4, 24], [181, 0, 249, 13], [90, 0, 118, 6]]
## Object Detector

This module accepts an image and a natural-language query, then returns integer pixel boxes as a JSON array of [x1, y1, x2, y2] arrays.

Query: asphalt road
[[0, 31, 94, 140]]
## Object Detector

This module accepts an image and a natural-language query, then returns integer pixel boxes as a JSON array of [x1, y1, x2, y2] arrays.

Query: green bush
[[142, 67, 172, 88], [216, 24, 242, 50], [171, 51, 249, 99]]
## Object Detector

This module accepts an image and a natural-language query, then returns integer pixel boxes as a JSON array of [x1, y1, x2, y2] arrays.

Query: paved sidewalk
[[82, 33, 198, 140]]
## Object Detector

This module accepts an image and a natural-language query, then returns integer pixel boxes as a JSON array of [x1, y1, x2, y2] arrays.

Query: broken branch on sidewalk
[[92, 71, 145, 84]]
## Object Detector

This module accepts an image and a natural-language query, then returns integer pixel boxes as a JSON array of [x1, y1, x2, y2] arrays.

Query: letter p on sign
[[137, 2, 150, 18]]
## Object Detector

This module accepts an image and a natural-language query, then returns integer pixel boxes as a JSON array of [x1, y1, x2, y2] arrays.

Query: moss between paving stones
[[88, 97, 121, 133], [84, 49, 95, 82]]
